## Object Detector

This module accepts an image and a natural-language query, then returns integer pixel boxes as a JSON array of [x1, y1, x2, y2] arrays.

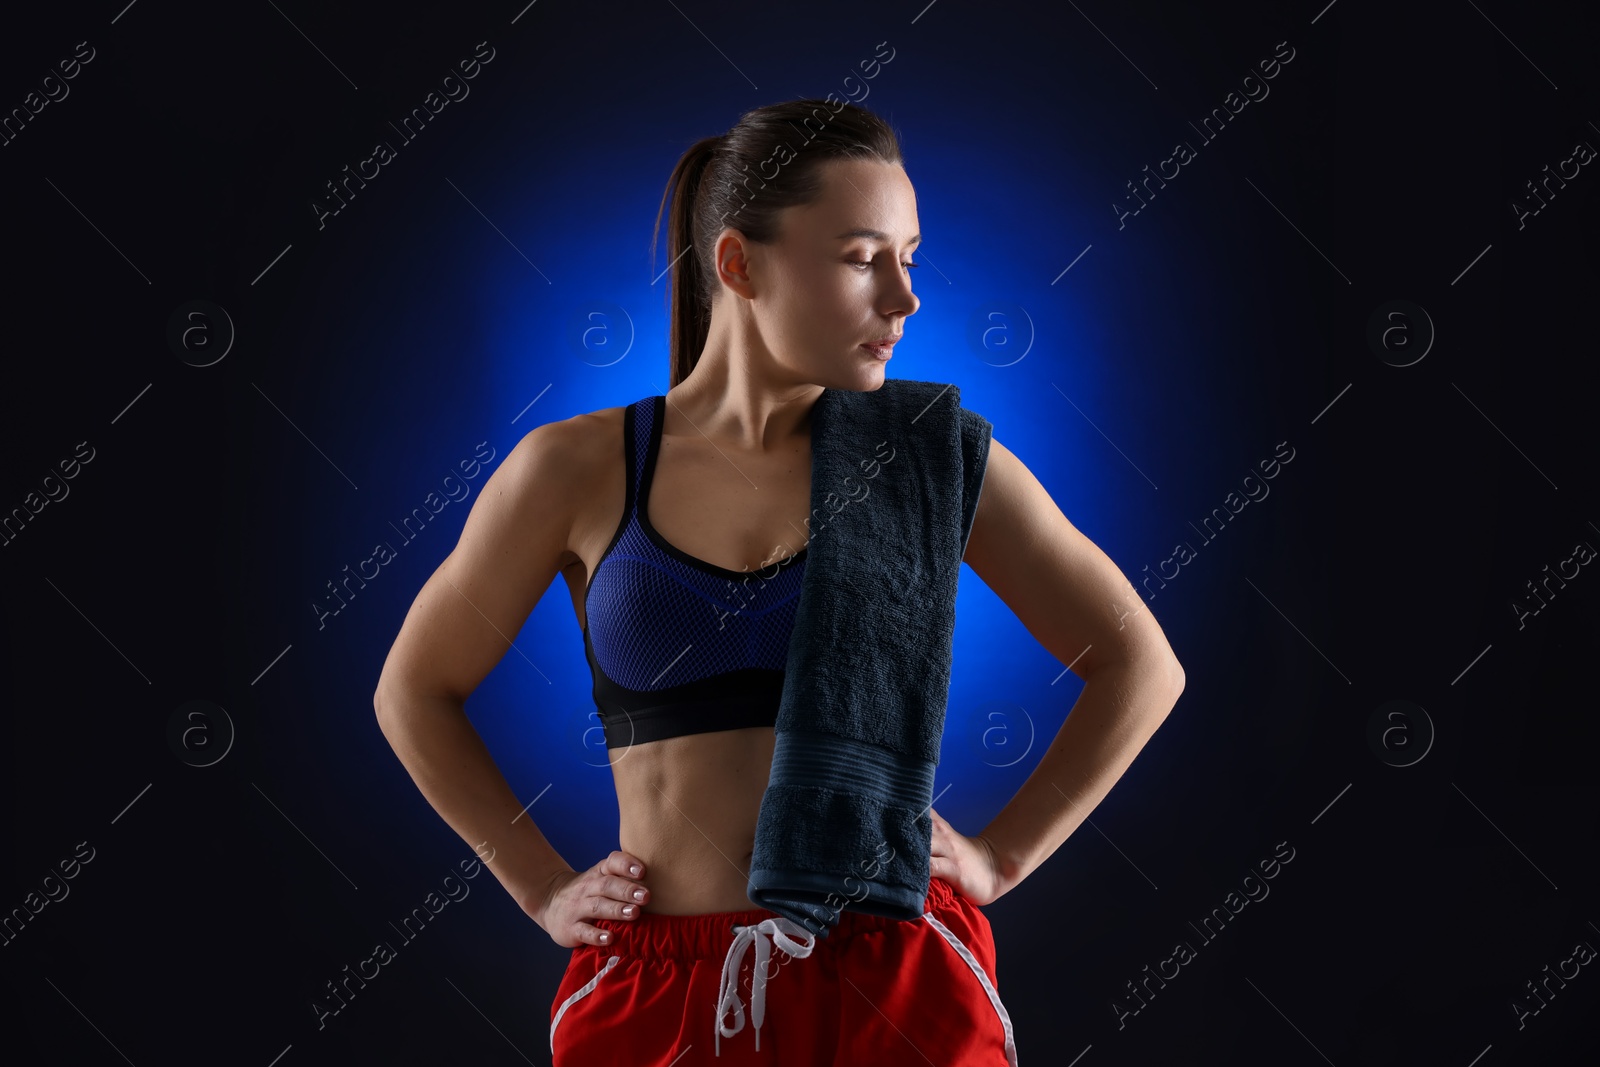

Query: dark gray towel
[[746, 379, 993, 937]]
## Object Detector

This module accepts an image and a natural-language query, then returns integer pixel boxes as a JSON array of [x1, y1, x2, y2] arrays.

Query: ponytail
[[649, 101, 903, 387], [651, 135, 722, 388]]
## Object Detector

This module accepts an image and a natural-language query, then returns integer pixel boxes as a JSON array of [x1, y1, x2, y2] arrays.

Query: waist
[[615, 827, 759, 916], [613, 728, 776, 913], [574, 877, 961, 961]]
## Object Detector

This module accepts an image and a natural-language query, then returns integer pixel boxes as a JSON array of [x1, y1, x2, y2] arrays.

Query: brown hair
[[650, 98, 904, 387]]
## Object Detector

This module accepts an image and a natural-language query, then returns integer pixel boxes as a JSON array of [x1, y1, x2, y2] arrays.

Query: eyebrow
[[835, 228, 921, 248]]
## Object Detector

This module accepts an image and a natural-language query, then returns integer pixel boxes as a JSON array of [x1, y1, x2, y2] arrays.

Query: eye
[[847, 260, 919, 272]]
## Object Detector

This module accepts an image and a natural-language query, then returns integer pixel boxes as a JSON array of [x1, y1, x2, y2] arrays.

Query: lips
[[860, 341, 896, 360]]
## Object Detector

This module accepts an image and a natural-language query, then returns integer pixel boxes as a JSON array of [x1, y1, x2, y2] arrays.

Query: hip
[[549, 876, 1018, 1066]]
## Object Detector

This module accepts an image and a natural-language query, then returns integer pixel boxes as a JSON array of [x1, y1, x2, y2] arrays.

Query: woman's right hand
[[532, 851, 651, 949]]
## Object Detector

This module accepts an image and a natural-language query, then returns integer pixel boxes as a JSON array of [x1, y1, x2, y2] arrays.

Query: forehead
[[789, 159, 918, 239]]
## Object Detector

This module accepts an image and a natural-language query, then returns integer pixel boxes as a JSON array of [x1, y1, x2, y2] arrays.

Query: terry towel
[[746, 378, 993, 937]]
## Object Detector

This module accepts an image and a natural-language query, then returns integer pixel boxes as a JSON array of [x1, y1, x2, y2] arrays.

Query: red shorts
[[549, 875, 1018, 1065]]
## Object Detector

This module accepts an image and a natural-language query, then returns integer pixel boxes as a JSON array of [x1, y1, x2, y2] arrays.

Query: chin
[[860, 363, 891, 390], [800, 366, 884, 393], [841, 361, 891, 392]]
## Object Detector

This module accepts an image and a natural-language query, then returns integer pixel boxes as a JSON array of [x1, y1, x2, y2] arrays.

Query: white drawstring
[[714, 917, 816, 1056]]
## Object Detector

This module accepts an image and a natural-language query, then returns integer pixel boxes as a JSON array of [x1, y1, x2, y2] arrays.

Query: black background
[[3, 2, 1597, 1065]]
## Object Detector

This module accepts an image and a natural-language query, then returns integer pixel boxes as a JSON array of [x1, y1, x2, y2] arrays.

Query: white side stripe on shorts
[[551, 955, 621, 1052], [922, 912, 1019, 1067]]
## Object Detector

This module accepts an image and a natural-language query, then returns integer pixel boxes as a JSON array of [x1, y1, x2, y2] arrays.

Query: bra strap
[[627, 396, 655, 519]]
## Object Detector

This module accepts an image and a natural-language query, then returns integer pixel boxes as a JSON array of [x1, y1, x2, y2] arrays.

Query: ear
[[712, 227, 757, 299]]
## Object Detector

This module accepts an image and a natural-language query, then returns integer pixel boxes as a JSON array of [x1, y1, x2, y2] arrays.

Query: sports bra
[[582, 396, 808, 749]]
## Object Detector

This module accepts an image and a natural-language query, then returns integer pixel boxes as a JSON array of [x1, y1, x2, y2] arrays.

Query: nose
[[879, 267, 919, 319]]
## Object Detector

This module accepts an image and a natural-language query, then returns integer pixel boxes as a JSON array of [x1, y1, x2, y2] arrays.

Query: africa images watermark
[[1509, 531, 1594, 631], [0, 39, 96, 150], [311, 842, 495, 1030], [1, 440, 97, 549], [312, 40, 497, 231], [710, 438, 898, 629], [1113, 39, 1297, 230], [1509, 131, 1594, 232], [312, 440, 498, 630], [738, 839, 899, 991], [1134, 440, 1297, 601], [716, 40, 897, 230], [1113, 840, 1297, 1029], [1510, 933, 1594, 1032], [1, 840, 97, 949]]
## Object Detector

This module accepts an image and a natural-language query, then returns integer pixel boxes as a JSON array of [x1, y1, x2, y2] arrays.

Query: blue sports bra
[[582, 396, 808, 749]]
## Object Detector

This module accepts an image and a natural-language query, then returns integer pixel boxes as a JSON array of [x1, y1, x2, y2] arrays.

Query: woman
[[375, 99, 1185, 1065]]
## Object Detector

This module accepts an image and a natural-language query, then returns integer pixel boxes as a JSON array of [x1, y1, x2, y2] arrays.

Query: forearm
[[979, 655, 1183, 897], [374, 685, 574, 922]]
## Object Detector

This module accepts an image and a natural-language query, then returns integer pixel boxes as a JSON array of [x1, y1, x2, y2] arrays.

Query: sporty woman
[[375, 99, 1185, 1065]]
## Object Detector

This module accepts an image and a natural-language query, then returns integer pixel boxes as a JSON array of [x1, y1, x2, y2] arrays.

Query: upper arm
[[963, 437, 1184, 685], [374, 416, 589, 709]]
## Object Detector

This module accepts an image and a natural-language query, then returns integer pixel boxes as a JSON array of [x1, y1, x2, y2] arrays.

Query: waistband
[[576, 876, 959, 962]]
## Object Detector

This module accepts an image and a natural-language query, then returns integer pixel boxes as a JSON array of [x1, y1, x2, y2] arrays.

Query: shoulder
[[560, 403, 629, 459], [490, 404, 629, 514], [509, 404, 625, 463]]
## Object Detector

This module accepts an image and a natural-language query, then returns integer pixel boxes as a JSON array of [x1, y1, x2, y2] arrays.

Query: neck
[[671, 323, 821, 452]]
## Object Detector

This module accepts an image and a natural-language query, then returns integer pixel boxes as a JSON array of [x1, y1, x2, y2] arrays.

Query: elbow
[[373, 671, 403, 723], [373, 678, 419, 745], [373, 672, 467, 726], [1085, 649, 1185, 713], [373, 660, 422, 723], [1159, 655, 1185, 711], [1128, 648, 1184, 715]]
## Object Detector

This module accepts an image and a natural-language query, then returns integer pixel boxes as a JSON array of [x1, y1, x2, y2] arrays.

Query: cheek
[[786, 259, 844, 299], [774, 264, 852, 324]]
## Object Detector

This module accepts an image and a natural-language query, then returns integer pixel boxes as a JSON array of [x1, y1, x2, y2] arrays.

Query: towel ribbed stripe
[[769, 732, 934, 808]]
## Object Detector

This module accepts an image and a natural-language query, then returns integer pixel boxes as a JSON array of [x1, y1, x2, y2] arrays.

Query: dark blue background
[[4, 1, 1597, 1064]]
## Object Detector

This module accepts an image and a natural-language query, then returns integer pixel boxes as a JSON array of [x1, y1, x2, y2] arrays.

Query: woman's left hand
[[928, 807, 1006, 906]]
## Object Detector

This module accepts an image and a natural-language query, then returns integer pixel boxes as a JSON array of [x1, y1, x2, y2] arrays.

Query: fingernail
[[633, 889, 646, 901], [629, 865, 640, 876], [623, 905, 636, 917]]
